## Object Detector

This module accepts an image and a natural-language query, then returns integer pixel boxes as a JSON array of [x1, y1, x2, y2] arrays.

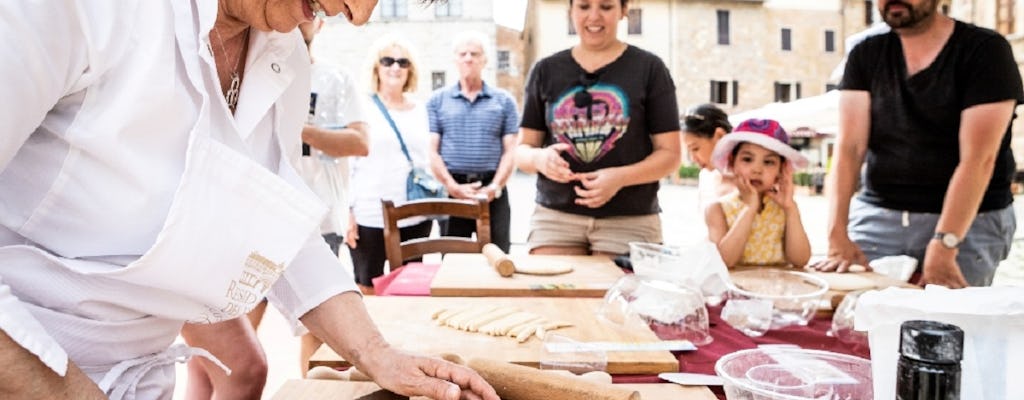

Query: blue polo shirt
[[427, 82, 519, 173]]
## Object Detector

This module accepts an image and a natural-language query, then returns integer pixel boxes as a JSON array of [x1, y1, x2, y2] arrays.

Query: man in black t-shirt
[[812, 0, 1024, 287]]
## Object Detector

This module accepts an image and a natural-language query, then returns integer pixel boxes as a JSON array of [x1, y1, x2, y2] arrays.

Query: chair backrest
[[381, 198, 491, 269]]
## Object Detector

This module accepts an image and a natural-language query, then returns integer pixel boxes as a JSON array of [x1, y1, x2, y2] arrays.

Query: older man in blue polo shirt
[[427, 31, 519, 252]]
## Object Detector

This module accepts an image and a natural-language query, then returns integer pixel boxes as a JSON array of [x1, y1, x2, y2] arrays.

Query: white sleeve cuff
[[0, 277, 69, 376], [266, 232, 358, 335]]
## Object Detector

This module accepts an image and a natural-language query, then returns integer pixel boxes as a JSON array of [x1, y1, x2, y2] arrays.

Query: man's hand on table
[[919, 242, 968, 289], [808, 235, 869, 273], [366, 348, 498, 400]]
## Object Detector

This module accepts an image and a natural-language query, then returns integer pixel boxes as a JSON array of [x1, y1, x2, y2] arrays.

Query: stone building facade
[[524, 0, 873, 114], [312, 0, 528, 106]]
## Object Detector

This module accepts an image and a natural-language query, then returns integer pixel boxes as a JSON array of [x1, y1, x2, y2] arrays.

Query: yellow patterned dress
[[720, 192, 787, 265]]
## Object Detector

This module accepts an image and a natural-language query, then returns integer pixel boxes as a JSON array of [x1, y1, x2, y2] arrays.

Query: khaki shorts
[[527, 205, 663, 255]]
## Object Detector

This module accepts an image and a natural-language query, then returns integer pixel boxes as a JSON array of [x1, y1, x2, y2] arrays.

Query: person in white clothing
[[347, 35, 434, 294], [178, 19, 372, 399], [0, 1, 497, 400], [681, 103, 735, 211]]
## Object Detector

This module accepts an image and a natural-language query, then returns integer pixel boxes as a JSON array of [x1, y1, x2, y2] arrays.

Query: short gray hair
[[451, 30, 491, 57]]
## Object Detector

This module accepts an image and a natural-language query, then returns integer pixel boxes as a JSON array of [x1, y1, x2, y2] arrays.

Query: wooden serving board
[[272, 380, 717, 400], [430, 253, 625, 297], [309, 297, 679, 375]]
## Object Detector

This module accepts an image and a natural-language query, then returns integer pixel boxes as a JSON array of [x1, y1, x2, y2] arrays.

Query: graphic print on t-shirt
[[549, 83, 630, 163]]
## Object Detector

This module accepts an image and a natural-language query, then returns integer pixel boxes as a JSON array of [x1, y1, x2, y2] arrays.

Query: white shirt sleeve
[[265, 231, 359, 335], [339, 70, 366, 125], [0, 2, 130, 170], [0, 277, 69, 376]]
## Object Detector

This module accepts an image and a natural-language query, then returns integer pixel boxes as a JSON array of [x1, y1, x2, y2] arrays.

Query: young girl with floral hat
[[705, 118, 812, 268]]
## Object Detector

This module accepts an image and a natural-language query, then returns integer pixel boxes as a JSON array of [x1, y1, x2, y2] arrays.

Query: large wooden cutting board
[[309, 297, 679, 375], [272, 380, 717, 400], [430, 253, 625, 297]]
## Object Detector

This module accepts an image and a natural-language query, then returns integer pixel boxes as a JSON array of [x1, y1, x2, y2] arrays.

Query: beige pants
[[527, 205, 663, 254]]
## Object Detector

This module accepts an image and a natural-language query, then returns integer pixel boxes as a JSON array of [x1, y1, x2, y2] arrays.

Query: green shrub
[[793, 171, 812, 186], [678, 165, 701, 179]]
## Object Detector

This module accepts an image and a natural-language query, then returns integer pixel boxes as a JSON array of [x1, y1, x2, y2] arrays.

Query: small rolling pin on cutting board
[[482, 243, 516, 277]]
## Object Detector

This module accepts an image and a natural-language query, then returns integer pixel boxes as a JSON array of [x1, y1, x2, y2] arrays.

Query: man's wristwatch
[[933, 232, 962, 249]]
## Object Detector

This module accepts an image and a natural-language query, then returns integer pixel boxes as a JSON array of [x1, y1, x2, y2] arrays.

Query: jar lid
[[899, 320, 964, 364]]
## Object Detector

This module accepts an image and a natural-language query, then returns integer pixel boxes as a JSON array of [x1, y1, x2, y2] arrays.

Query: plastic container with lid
[[715, 348, 873, 400]]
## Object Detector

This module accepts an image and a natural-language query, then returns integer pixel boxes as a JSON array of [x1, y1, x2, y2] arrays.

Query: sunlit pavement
[[174, 171, 1024, 399]]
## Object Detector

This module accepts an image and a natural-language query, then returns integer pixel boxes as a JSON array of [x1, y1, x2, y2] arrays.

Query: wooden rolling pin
[[306, 365, 372, 381], [465, 357, 640, 400], [482, 243, 516, 277]]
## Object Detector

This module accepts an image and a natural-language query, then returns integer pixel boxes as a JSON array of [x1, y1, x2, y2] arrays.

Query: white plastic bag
[[855, 286, 1024, 400], [628, 240, 729, 305]]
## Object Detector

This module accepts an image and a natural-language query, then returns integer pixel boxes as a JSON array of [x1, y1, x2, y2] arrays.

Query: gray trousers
[[848, 197, 1016, 286]]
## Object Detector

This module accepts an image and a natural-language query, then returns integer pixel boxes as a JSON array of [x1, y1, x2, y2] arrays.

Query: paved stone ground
[[174, 172, 1024, 399]]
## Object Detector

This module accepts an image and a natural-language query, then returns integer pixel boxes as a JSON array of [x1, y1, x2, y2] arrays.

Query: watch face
[[941, 233, 959, 248]]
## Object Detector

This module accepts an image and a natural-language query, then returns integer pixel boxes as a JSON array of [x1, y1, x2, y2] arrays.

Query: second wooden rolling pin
[[465, 357, 640, 400], [482, 243, 516, 277]]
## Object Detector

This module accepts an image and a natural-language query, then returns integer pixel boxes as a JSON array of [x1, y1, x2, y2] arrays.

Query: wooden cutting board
[[271, 380, 717, 400], [309, 297, 679, 375], [430, 253, 625, 297]]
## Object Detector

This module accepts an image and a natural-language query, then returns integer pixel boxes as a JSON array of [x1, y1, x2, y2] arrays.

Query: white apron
[[0, 130, 326, 399]]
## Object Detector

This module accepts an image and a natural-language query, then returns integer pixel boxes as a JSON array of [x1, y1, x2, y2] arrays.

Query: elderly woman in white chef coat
[[0, 1, 497, 400]]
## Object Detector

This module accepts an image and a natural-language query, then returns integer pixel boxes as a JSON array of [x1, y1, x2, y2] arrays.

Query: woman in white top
[[682, 103, 736, 210], [347, 36, 434, 293], [0, 1, 496, 399]]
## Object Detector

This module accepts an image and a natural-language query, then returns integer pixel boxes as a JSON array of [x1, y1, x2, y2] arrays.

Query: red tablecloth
[[373, 263, 871, 398]]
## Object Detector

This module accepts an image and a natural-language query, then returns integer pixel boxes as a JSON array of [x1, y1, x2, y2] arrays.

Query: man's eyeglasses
[[379, 57, 411, 68]]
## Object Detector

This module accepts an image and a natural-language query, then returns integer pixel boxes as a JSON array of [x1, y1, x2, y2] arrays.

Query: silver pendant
[[226, 72, 240, 112]]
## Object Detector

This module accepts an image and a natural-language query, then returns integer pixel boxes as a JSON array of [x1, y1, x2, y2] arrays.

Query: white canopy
[[729, 90, 840, 136]]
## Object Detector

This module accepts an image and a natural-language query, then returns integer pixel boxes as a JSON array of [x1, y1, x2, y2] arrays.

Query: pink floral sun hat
[[710, 118, 809, 172]]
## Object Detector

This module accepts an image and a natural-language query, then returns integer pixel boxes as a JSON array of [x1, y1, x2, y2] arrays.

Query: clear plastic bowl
[[598, 275, 713, 346], [727, 269, 829, 329], [715, 348, 873, 400], [628, 242, 686, 281]]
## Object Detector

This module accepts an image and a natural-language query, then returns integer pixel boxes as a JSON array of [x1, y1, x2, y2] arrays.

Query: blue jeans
[[848, 197, 1015, 286]]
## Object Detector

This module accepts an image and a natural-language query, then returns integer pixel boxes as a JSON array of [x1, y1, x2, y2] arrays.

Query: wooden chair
[[381, 198, 491, 269]]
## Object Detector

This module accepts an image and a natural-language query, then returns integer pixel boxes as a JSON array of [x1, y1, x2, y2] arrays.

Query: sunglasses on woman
[[379, 56, 411, 68]]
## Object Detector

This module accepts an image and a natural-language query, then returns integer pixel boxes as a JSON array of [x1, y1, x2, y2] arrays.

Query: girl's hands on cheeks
[[768, 163, 796, 211], [736, 175, 760, 209]]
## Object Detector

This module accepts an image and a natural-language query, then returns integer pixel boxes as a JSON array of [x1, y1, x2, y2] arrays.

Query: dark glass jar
[[896, 320, 963, 400]]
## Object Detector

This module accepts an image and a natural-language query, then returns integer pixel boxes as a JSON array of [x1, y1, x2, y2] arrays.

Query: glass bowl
[[715, 348, 873, 400], [726, 269, 829, 329], [598, 275, 713, 346]]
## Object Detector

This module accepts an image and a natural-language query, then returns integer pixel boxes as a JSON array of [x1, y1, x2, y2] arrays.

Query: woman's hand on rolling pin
[[533, 143, 576, 183], [368, 348, 498, 400]]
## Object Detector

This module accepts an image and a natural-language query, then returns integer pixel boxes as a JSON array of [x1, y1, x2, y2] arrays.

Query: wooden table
[[272, 380, 717, 400], [430, 253, 625, 297], [309, 297, 679, 375]]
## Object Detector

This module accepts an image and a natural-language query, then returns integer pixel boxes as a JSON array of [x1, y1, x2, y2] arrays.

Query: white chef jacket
[[0, 0, 356, 398]]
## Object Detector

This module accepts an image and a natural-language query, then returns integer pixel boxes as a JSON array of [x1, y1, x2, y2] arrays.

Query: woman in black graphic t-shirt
[[515, 0, 681, 257]]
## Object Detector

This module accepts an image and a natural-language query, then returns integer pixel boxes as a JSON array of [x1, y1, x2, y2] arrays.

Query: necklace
[[213, 27, 250, 112]]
